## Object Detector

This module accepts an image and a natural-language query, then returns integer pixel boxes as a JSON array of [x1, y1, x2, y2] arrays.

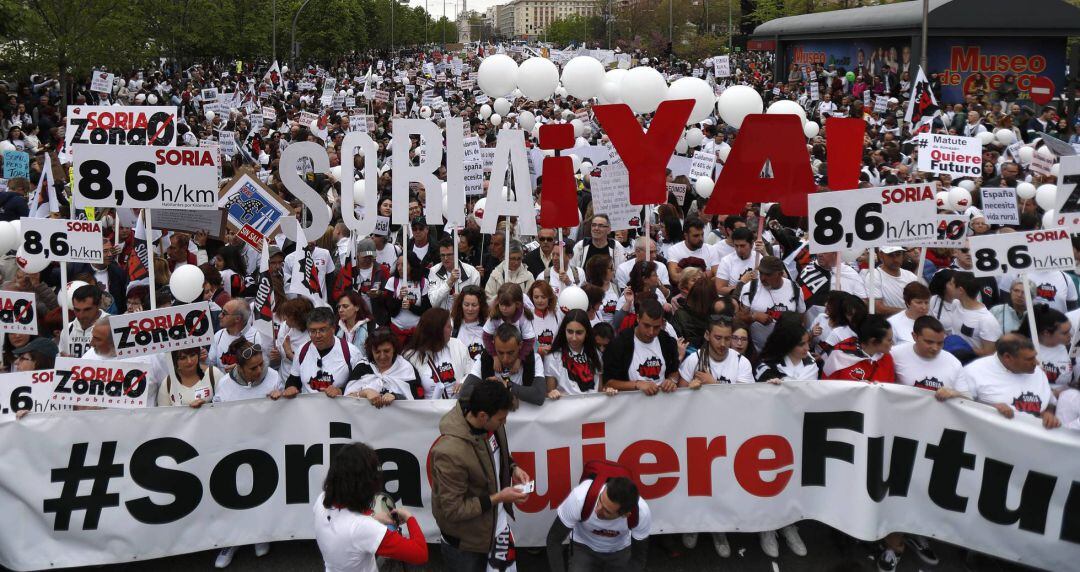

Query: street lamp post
[[290, 0, 314, 70], [920, 0, 929, 70], [272, 0, 277, 64]]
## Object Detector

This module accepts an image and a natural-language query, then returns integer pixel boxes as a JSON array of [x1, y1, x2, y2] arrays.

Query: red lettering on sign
[[593, 99, 693, 205], [733, 434, 794, 497]]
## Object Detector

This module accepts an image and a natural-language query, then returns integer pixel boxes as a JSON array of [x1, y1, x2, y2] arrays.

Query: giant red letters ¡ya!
[[537, 123, 580, 229], [824, 117, 866, 192], [592, 99, 693, 205], [703, 114, 816, 217]]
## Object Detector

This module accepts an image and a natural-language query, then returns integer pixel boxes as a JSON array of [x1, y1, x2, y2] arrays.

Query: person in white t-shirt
[[314, 443, 428, 572], [739, 256, 806, 351], [545, 475, 651, 571], [667, 217, 722, 288], [887, 282, 930, 345], [863, 246, 918, 316], [1023, 269, 1078, 313], [678, 318, 754, 387], [891, 316, 963, 392], [714, 227, 764, 296], [944, 335, 1062, 428], [615, 237, 670, 297], [1021, 304, 1074, 390], [545, 309, 615, 398], [283, 307, 363, 397], [942, 271, 1002, 357]]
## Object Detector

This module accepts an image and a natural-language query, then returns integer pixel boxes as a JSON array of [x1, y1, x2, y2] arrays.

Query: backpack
[[578, 460, 639, 529]]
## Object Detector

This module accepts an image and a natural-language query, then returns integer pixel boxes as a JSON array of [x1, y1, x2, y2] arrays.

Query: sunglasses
[[239, 344, 263, 361]]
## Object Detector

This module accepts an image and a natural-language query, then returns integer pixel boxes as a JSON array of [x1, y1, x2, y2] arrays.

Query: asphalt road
[[58, 520, 1044, 572]]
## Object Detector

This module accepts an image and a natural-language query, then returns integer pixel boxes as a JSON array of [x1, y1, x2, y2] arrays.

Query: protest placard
[[917, 133, 982, 178], [52, 357, 153, 409], [713, 55, 731, 77], [90, 70, 114, 94], [373, 216, 390, 236], [219, 131, 236, 157], [807, 184, 937, 253], [108, 302, 213, 358], [591, 163, 641, 231], [666, 182, 687, 205], [874, 95, 889, 114], [20, 218, 104, 264], [689, 150, 717, 181], [979, 187, 1020, 225], [72, 145, 220, 209], [0, 370, 62, 421], [2, 151, 28, 179], [201, 87, 219, 101], [968, 228, 1074, 278], [66, 105, 178, 147], [1056, 155, 1080, 214], [903, 215, 969, 249], [152, 208, 229, 239], [216, 173, 289, 248], [0, 291, 36, 334], [1031, 153, 1054, 176]]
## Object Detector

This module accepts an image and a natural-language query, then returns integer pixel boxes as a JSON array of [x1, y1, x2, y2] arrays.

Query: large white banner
[[0, 382, 1078, 571], [65, 105, 178, 148], [72, 145, 220, 209]]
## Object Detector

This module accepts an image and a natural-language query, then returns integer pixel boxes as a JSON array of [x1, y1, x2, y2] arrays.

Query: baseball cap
[[14, 338, 59, 359], [879, 246, 905, 254], [356, 238, 376, 257], [267, 245, 284, 259], [411, 216, 428, 229]]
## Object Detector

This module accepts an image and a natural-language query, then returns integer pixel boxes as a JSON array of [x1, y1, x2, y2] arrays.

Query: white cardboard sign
[[72, 145, 220, 209]]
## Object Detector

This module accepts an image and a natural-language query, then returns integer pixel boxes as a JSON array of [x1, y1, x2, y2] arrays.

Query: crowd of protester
[[0, 41, 1078, 571]]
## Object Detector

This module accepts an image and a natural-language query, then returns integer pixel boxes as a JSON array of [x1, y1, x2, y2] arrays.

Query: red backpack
[[579, 460, 639, 529]]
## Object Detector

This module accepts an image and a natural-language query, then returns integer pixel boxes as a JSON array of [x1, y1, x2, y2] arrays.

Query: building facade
[[494, 0, 601, 40]]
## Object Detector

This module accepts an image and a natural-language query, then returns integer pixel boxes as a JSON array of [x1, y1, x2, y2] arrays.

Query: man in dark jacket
[[0, 177, 30, 221], [603, 299, 680, 395], [431, 381, 531, 571]]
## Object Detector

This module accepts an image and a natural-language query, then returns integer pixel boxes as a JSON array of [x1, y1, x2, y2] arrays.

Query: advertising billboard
[[928, 37, 1067, 106], [785, 39, 913, 77]]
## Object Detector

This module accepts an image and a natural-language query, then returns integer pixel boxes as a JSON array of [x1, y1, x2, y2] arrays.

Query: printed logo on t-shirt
[[590, 528, 620, 538], [848, 366, 866, 380], [767, 304, 786, 320], [1012, 391, 1043, 415], [378, 262, 392, 277], [308, 371, 334, 391], [357, 278, 373, 294], [467, 342, 483, 359], [436, 362, 456, 383], [538, 328, 555, 347], [982, 285, 994, 300], [960, 324, 975, 338], [913, 377, 943, 390], [602, 299, 617, 314], [1042, 362, 1063, 384], [1035, 283, 1058, 300], [636, 356, 663, 380]]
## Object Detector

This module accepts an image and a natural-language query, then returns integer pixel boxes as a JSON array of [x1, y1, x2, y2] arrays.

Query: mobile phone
[[517, 481, 535, 494]]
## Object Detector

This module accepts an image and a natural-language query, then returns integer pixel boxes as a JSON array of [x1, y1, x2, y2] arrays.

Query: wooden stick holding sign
[[145, 209, 157, 309], [867, 248, 877, 315], [968, 228, 1077, 359]]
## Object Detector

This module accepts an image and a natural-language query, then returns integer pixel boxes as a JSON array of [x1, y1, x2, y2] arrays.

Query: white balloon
[[479, 104, 492, 119], [518, 110, 536, 132], [419, 105, 432, 119], [170, 264, 205, 304], [948, 187, 972, 211], [493, 97, 511, 117], [561, 57, 605, 100], [473, 197, 488, 221], [490, 113, 502, 127], [666, 77, 715, 125], [478, 54, 518, 97], [15, 246, 48, 274], [958, 179, 976, 192], [204, 110, 215, 121], [0, 221, 16, 253], [598, 69, 627, 104], [557, 285, 589, 313], [718, 145, 731, 162], [1051, 163, 1060, 177], [1018, 146, 1035, 163], [685, 127, 704, 148], [570, 119, 585, 138], [766, 99, 807, 126], [555, 86, 568, 98], [977, 131, 996, 146], [716, 85, 763, 129], [66, 281, 89, 306], [675, 137, 688, 154], [994, 129, 1016, 146], [803, 121, 820, 138], [512, 89, 522, 100], [1043, 209, 1058, 230], [1016, 182, 1037, 200], [328, 165, 342, 182], [841, 249, 864, 265], [580, 161, 593, 175], [146, 94, 158, 105], [935, 191, 949, 209], [570, 154, 582, 174], [620, 67, 668, 115], [0, 141, 14, 152], [695, 177, 714, 198], [352, 180, 367, 207], [1037, 146, 1054, 159], [516, 57, 559, 100], [1035, 184, 1058, 211], [562, 109, 575, 121]]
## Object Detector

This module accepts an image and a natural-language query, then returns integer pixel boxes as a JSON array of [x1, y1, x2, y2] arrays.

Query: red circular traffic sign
[[1029, 76, 1055, 106]]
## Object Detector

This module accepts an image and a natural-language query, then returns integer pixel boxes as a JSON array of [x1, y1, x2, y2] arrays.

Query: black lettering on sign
[[125, 438, 203, 524], [801, 411, 863, 487]]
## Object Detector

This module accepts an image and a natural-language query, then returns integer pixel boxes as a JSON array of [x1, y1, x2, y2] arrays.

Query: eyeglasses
[[537, 237, 555, 243], [309, 326, 333, 336], [730, 336, 748, 343], [239, 344, 263, 360]]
